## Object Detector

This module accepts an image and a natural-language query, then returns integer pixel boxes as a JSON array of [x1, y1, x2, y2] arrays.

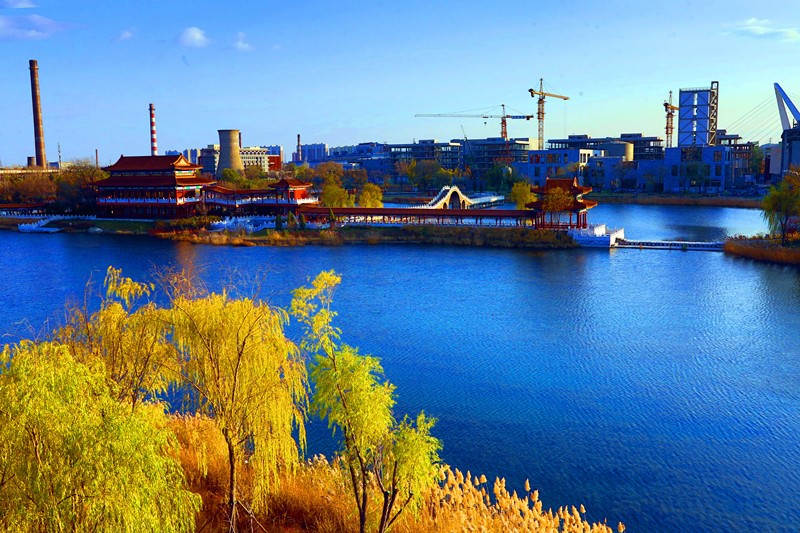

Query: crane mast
[[528, 78, 569, 150], [663, 91, 679, 148]]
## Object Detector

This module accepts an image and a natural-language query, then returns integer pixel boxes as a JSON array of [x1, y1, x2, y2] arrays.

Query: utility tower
[[528, 78, 569, 150], [663, 91, 679, 148]]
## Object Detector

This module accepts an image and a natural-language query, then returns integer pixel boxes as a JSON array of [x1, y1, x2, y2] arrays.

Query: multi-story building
[[199, 144, 219, 175], [388, 139, 462, 171], [515, 148, 605, 184], [460, 137, 534, 176], [240, 147, 281, 172], [261, 145, 284, 161], [781, 127, 800, 176], [292, 143, 328, 163], [547, 133, 662, 160], [678, 82, 719, 147]]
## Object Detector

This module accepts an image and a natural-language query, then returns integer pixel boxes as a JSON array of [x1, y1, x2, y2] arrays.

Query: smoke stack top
[[29, 59, 46, 168]]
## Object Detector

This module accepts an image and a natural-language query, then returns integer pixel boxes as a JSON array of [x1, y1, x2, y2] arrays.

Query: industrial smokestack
[[29, 59, 46, 168], [216, 129, 244, 177], [149, 103, 158, 155], [296, 134, 302, 163]]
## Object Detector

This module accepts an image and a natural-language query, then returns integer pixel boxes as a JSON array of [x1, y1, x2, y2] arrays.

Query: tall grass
[[168, 415, 623, 532], [724, 236, 800, 265]]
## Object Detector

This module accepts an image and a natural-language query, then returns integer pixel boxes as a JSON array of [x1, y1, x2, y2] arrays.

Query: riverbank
[[585, 193, 762, 209], [158, 225, 577, 249], [724, 237, 800, 265]]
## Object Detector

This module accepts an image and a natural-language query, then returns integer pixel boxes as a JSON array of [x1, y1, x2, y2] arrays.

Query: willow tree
[[0, 341, 199, 532], [762, 176, 800, 246], [167, 291, 307, 527], [292, 271, 441, 533], [56, 266, 176, 410], [357, 182, 383, 208], [510, 181, 534, 210]]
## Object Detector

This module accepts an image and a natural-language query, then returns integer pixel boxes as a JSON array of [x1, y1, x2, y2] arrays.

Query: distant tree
[[0, 341, 199, 532], [542, 186, 573, 224], [315, 161, 345, 188], [510, 181, 534, 209], [295, 164, 314, 182], [275, 214, 284, 230], [287, 211, 298, 228], [244, 164, 267, 181], [749, 144, 764, 176], [762, 176, 800, 246], [344, 168, 369, 190], [485, 164, 517, 192], [220, 168, 245, 188], [320, 182, 355, 208], [299, 213, 307, 230], [167, 290, 308, 526], [414, 160, 442, 190], [357, 183, 383, 208], [291, 271, 441, 533], [394, 160, 417, 189]]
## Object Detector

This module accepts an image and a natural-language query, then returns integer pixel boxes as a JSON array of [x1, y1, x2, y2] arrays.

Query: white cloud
[[0, 14, 63, 39], [117, 28, 133, 41], [2, 0, 37, 8], [234, 31, 252, 51], [179, 26, 209, 48], [731, 18, 800, 42]]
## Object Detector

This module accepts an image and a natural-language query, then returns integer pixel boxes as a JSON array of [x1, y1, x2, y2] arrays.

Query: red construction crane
[[664, 91, 679, 148], [415, 104, 533, 141], [528, 78, 569, 150]]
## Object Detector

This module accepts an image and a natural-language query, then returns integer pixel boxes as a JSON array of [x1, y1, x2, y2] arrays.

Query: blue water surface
[[0, 205, 797, 532]]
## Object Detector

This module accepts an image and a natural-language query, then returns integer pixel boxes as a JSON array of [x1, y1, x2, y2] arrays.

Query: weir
[[615, 239, 724, 251]]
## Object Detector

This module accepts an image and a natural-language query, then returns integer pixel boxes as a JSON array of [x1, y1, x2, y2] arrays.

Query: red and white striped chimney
[[149, 103, 158, 155]]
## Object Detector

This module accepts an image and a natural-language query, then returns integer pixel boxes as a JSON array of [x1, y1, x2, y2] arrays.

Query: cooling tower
[[29, 59, 46, 168], [216, 129, 244, 177]]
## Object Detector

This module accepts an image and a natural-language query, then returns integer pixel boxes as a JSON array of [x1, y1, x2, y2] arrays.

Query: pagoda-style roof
[[530, 177, 592, 196], [268, 178, 313, 190], [103, 154, 202, 173], [96, 154, 211, 188], [526, 177, 596, 212], [94, 174, 215, 188]]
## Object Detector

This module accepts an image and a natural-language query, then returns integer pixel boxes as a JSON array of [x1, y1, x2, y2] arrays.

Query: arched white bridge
[[424, 186, 505, 210]]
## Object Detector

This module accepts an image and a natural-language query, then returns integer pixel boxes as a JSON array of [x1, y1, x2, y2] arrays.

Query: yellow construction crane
[[663, 91, 679, 148], [528, 78, 569, 150]]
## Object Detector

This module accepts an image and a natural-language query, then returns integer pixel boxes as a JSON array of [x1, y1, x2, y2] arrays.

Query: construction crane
[[528, 78, 569, 150], [415, 104, 533, 141], [663, 91, 679, 148]]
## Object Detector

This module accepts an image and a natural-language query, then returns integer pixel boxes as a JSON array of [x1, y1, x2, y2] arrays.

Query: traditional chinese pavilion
[[95, 154, 214, 218], [204, 178, 315, 215], [526, 177, 597, 228], [268, 178, 314, 202]]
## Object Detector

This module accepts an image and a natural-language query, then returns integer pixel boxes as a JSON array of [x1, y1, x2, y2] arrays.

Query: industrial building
[[388, 139, 462, 170], [197, 141, 281, 175]]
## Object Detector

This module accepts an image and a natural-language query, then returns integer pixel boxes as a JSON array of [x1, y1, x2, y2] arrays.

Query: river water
[[1, 205, 798, 532]]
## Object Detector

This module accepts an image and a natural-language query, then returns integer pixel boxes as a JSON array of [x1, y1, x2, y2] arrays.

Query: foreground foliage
[[1, 266, 623, 532], [0, 342, 199, 532]]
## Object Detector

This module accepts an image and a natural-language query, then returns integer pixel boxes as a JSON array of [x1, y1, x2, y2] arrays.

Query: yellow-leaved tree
[[167, 290, 308, 527], [56, 266, 176, 410], [291, 271, 441, 533], [0, 341, 199, 532]]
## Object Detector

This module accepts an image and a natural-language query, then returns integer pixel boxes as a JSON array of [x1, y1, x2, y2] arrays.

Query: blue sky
[[1, 0, 798, 165]]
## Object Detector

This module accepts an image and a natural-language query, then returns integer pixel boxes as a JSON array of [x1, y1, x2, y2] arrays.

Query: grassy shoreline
[[157, 225, 578, 249], [724, 238, 800, 265]]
